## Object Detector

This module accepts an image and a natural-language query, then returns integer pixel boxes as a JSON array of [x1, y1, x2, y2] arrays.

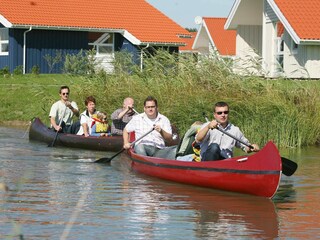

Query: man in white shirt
[[123, 96, 176, 159], [49, 85, 80, 134]]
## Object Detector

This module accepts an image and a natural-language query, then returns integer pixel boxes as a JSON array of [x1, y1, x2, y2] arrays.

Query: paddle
[[94, 127, 155, 163], [48, 107, 67, 147], [203, 113, 298, 176]]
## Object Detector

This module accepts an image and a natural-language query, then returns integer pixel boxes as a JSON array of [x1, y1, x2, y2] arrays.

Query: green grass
[[1, 50, 320, 148]]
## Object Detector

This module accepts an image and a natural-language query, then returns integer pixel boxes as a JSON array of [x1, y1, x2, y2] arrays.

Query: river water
[[0, 125, 319, 239]]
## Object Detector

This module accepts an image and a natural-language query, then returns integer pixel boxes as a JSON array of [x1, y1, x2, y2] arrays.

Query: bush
[[13, 65, 23, 75]]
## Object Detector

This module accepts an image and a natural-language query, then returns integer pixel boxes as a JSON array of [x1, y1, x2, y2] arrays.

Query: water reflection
[[115, 155, 279, 239], [1, 125, 320, 239]]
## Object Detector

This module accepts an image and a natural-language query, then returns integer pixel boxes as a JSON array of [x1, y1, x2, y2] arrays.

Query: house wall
[[233, 25, 263, 75], [115, 34, 140, 65], [26, 30, 88, 73], [7, 29, 88, 73], [283, 40, 320, 79]]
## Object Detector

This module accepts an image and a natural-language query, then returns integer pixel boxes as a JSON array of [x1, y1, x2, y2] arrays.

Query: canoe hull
[[29, 118, 123, 151], [128, 141, 282, 198]]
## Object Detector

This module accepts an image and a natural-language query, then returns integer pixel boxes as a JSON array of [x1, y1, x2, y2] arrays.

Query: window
[[0, 28, 9, 55], [88, 33, 114, 55], [275, 36, 284, 70]]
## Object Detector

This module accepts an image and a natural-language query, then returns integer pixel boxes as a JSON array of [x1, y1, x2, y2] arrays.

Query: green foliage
[[44, 50, 63, 73], [0, 66, 10, 76], [1, 49, 320, 148], [63, 49, 97, 75], [31, 65, 40, 75], [13, 65, 23, 75]]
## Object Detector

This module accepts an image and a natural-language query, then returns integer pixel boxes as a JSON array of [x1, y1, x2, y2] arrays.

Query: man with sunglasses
[[49, 85, 80, 134], [195, 101, 259, 161], [123, 96, 177, 159]]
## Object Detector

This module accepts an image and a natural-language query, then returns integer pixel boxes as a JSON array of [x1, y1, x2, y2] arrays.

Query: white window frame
[[88, 33, 114, 56], [274, 36, 284, 71], [0, 28, 9, 56]]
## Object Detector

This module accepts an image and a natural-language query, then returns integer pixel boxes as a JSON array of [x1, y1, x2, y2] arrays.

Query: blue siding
[[7, 29, 88, 73], [25, 30, 88, 73], [4, 28, 178, 74], [115, 33, 140, 64], [9, 29, 24, 72]]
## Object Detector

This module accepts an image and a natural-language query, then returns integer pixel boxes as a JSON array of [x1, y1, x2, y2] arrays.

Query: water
[[0, 125, 320, 239]]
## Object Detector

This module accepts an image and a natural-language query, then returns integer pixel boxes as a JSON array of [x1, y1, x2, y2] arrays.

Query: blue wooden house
[[0, 0, 189, 74]]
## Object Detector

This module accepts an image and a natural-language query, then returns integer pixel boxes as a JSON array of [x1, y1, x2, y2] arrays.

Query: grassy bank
[[1, 51, 320, 148]]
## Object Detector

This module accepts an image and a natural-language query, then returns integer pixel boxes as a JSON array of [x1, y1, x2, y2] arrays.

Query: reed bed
[[1, 50, 320, 148]]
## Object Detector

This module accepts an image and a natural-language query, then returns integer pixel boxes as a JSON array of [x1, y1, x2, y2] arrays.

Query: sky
[[146, 0, 235, 29]]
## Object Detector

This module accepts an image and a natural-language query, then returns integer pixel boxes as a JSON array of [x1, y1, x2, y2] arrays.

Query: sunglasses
[[62, 92, 69, 96], [145, 106, 156, 109], [215, 111, 229, 115]]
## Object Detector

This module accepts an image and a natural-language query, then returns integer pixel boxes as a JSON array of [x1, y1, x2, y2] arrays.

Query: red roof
[[179, 32, 197, 52], [274, 0, 320, 40], [0, 0, 189, 45], [203, 17, 236, 56]]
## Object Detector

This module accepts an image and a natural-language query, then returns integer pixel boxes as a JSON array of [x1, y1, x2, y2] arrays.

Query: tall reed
[[2, 49, 320, 148], [83, 49, 319, 148]]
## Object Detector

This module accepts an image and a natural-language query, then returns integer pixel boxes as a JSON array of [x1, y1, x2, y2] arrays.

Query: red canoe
[[127, 141, 282, 198], [29, 117, 123, 151]]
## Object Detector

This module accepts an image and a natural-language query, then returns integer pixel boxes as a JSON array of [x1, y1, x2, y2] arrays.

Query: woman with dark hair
[[76, 96, 98, 137]]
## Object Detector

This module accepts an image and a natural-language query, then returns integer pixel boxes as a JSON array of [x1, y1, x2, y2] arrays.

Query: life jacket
[[91, 116, 109, 133], [191, 141, 201, 162]]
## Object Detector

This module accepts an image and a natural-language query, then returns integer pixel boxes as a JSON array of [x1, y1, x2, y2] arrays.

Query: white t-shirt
[[76, 110, 97, 135], [125, 112, 172, 149]]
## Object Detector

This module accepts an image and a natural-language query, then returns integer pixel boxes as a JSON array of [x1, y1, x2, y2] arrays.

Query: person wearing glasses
[[49, 85, 80, 134], [123, 96, 177, 159], [110, 97, 135, 135], [195, 101, 259, 161]]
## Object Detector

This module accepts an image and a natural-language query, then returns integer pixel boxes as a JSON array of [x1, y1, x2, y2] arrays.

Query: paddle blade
[[281, 157, 298, 176], [94, 148, 125, 163], [94, 157, 112, 164]]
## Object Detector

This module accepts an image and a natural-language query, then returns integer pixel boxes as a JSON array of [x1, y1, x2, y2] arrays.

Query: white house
[[225, 0, 320, 79]]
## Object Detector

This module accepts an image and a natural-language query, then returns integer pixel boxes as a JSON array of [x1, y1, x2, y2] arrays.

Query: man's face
[[144, 100, 157, 118], [125, 99, 134, 112], [60, 88, 69, 101], [214, 106, 229, 125]]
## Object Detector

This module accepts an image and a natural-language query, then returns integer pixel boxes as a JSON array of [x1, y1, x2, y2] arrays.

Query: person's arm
[[66, 101, 79, 117], [82, 123, 89, 137], [111, 108, 130, 122], [123, 128, 131, 149], [196, 120, 218, 142], [50, 116, 61, 131], [154, 124, 172, 142]]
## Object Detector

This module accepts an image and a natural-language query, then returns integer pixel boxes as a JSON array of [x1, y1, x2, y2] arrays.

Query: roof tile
[[0, 0, 190, 44], [275, 0, 320, 40], [203, 17, 236, 56]]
